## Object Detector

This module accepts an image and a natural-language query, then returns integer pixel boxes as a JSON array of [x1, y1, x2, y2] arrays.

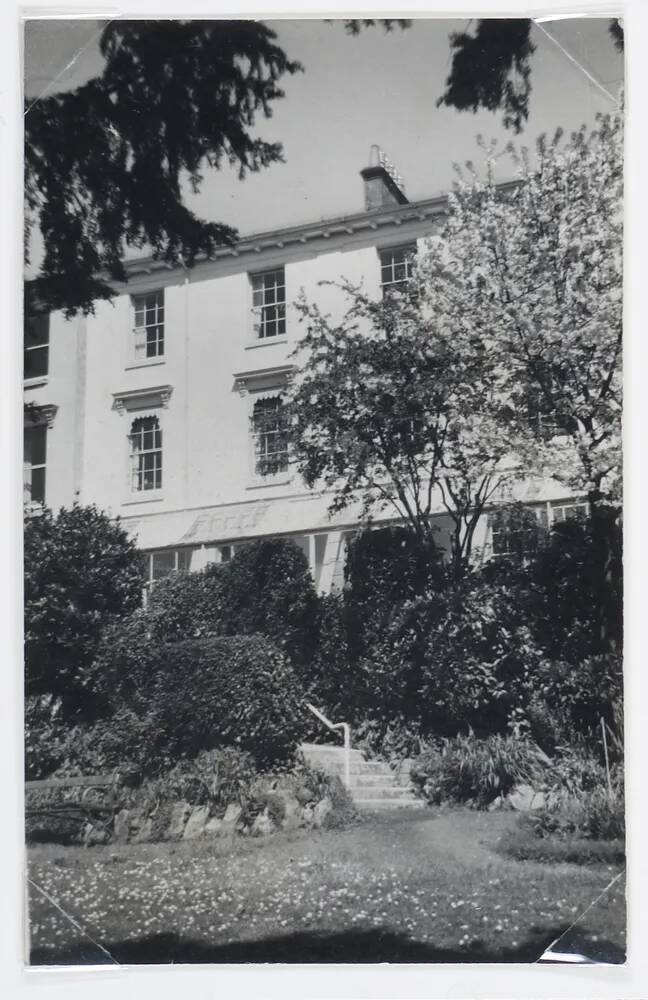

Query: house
[[23, 148, 586, 592]]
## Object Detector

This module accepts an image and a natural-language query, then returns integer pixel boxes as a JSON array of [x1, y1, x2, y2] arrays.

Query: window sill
[[245, 337, 288, 351], [122, 492, 165, 506], [24, 502, 46, 517], [246, 476, 293, 491], [24, 376, 49, 390], [125, 358, 166, 371]]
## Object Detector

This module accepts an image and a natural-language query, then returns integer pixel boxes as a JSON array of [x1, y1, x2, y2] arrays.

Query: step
[[353, 797, 426, 811], [348, 772, 413, 788], [350, 785, 417, 800]]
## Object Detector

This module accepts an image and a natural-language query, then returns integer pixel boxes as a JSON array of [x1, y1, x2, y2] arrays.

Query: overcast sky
[[24, 17, 624, 240]]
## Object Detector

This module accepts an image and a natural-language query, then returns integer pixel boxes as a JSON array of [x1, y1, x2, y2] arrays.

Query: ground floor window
[[490, 505, 549, 558], [143, 548, 195, 596], [550, 500, 589, 524]]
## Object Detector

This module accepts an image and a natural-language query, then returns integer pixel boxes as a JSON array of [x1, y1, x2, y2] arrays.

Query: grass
[[497, 821, 625, 866], [27, 807, 626, 965]]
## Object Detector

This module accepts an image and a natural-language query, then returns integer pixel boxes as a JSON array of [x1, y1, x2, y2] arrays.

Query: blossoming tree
[[288, 107, 622, 580]]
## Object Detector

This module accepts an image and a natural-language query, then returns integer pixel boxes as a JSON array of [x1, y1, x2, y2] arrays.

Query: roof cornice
[[122, 193, 451, 280]]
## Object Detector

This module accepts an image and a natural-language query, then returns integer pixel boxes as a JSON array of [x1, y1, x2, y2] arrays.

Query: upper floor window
[[24, 313, 50, 380], [133, 291, 164, 360], [379, 244, 416, 296], [251, 268, 286, 339], [252, 396, 289, 476], [24, 424, 47, 506], [129, 415, 162, 492]]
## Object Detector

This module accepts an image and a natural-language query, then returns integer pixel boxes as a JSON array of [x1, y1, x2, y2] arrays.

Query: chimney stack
[[360, 145, 409, 211]]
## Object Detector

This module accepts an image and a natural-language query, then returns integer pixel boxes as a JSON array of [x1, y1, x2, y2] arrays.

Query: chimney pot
[[360, 146, 408, 211]]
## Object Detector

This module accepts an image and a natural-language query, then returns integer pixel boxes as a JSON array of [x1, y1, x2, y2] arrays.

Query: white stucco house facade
[[23, 151, 586, 593]]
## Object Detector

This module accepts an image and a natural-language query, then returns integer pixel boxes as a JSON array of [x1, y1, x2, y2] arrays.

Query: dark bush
[[530, 508, 622, 662], [217, 538, 321, 667], [25, 695, 69, 780], [533, 654, 623, 746], [145, 567, 225, 641], [343, 526, 444, 662], [91, 634, 306, 769], [106, 538, 321, 674], [24, 504, 144, 718]]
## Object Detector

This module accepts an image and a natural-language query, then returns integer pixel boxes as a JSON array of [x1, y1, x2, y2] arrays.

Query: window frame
[[251, 394, 290, 479], [250, 267, 287, 340], [379, 244, 417, 296], [129, 415, 163, 494], [489, 505, 549, 558], [132, 290, 165, 361], [23, 422, 47, 507], [550, 500, 590, 525], [24, 313, 50, 381]]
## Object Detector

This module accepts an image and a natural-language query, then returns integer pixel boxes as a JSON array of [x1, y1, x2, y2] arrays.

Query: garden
[[25, 499, 625, 964]]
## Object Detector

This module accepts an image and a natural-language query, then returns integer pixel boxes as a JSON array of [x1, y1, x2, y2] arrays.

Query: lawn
[[27, 807, 626, 965]]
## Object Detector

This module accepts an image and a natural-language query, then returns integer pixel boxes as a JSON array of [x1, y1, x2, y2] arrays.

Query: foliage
[[529, 510, 622, 661], [289, 276, 519, 580], [377, 579, 543, 738], [24, 695, 69, 780], [321, 775, 361, 830], [90, 635, 306, 769], [299, 592, 353, 723], [410, 734, 549, 807], [52, 708, 166, 779], [437, 19, 535, 133], [144, 566, 224, 642], [25, 21, 301, 315], [110, 538, 320, 671], [415, 110, 623, 509], [216, 538, 321, 668], [353, 718, 425, 764], [533, 655, 623, 746], [149, 748, 259, 813], [343, 526, 444, 660], [438, 18, 623, 132], [529, 787, 625, 842], [24, 504, 144, 717]]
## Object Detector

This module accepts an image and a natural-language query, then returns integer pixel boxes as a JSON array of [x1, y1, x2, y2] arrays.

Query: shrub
[[343, 526, 444, 662], [104, 538, 321, 674], [322, 775, 361, 829], [533, 654, 623, 747], [144, 567, 225, 642], [529, 787, 625, 842], [90, 634, 306, 769], [410, 734, 549, 808], [379, 582, 546, 739], [218, 538, 321, 668], [25, 695, 69, 780], [530, 509, 622, 663], [24, 504, 144, 717]]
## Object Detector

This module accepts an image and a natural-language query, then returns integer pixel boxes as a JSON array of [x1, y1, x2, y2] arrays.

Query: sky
[[23, 17, 625, 242]]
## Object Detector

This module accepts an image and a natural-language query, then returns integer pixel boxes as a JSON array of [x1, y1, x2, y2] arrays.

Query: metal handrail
[[306, 703, 351, 789]]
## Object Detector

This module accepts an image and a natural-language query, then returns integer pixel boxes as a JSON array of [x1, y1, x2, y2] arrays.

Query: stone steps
[[300, 742, 422, 811]]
